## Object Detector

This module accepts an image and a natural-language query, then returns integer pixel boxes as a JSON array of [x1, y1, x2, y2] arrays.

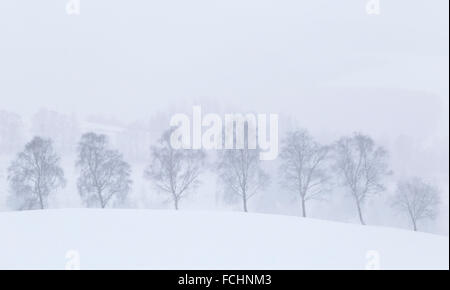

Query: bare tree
[[392, 178, 440, 231], [7, 137, 65, 210], [76, 132, 132, 208], [279, 129, 330, 217], [145, 129, 206, 210], [334, 133, 390, 225], [217, 120, 269, 212], [218, 149, 269, 212]]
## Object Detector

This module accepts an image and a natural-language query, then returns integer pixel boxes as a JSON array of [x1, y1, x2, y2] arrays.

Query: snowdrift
[[0, 209, 448, 270]]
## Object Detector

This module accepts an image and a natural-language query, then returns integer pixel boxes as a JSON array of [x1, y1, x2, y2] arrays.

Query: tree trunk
[[301, 197, 307, 218], [38, 192, 44, 210], [243, 194, 248, 212], [412, 219, 417, 231], [356, 200, 366, 225], [174, 197, 179, 210], [98, 190, 105, 208], [37, 179, 44, 209]]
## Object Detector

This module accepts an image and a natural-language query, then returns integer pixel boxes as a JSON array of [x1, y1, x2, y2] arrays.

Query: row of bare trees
[[143, 127, 440, 231], [5, 129, 440, 232], [7, 133, 132, 210], [278, 129, 440, 230], [279, 131, 393, 225]]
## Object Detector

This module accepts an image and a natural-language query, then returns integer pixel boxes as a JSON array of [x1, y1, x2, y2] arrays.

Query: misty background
[[0, 0, 448, 234]]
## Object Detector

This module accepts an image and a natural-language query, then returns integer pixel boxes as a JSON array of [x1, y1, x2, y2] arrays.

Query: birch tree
[[334, 133, 390, 225], [217, 120, 269, 212], [279, 129, 330, 217], [392, 178, 440, 231], [145, 129, 206, 210], [7, 137, 65, 210], [76, 133, 132, 208]]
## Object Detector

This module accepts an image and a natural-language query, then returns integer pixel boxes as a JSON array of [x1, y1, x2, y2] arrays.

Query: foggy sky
[[0, 1, 447, 121]]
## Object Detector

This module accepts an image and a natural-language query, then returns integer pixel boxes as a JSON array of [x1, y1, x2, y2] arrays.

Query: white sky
[[0, 1, 448, 124]]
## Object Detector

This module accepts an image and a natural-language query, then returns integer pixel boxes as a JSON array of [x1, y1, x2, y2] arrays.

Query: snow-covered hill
[[0, 209, 448, 270]]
